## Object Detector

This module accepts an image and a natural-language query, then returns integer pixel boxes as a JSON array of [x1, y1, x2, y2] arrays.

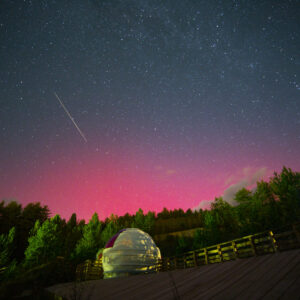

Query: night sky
[[1, 0, 299, 221]]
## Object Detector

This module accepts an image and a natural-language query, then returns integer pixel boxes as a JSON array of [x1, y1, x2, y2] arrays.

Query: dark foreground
[[47, 248, 300, 300]]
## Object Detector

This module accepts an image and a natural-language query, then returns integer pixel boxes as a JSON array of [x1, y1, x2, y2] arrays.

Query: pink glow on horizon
[[1, 145, 298, 222]]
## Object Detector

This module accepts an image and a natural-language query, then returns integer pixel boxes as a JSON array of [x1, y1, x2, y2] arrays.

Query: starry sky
[[1, 0, 299, 221]]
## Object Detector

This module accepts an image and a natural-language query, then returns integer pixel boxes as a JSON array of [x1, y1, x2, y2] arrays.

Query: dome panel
[[102, 228, 161, 279]]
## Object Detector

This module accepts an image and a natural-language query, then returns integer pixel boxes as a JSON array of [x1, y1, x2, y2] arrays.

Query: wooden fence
[[157, 222, 300, 272], [76, 222, 300, 280], [76, 257, 103, 281]]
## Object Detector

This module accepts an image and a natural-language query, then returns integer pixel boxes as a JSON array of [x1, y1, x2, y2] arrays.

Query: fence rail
[[76, 222, 300, 280], [76, 258, 103, 281]]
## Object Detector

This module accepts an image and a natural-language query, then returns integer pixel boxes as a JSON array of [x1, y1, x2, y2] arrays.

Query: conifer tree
[[24, 215, 65, 268], [101, 219, 119, 246], [0, 227, 17, 280], [72, 213, 102, 262], [0, 227, 16, 268]]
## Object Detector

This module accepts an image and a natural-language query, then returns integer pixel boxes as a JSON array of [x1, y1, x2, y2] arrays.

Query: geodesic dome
[[102, 228, 161, 279]]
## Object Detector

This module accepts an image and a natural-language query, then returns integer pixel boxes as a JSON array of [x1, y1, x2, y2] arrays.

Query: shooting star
[[54, 92, 87, 143]]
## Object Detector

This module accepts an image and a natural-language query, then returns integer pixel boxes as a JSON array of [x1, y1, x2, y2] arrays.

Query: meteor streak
[[54, 92, 87, 143]]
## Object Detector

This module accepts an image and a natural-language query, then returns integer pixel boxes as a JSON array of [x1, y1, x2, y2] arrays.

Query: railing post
[[249, 236, 257, 256], [232, 241, 238, 259], [156, 258, 161, 272], [84, 260, 91, 281], [217, 245, 223, 262], [160, 258, 163, 272], [168, 257, 171, 271], [269, 231, 278, 253], [193, 251, 198, 267], [204, 248, 208, 265], [174, 257, 177, 270]]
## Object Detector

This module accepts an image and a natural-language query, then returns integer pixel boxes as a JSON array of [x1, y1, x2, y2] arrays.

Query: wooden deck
[[47, 248, 300, 300]]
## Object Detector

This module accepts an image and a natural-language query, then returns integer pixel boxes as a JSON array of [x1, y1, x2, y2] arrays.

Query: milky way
[[0, 1, 299, 220]]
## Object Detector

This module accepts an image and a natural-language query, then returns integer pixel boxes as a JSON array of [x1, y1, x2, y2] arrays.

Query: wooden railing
[[75, 222, 300, 280], [76, 257, 103, 281], [157, 222, 300, 272]]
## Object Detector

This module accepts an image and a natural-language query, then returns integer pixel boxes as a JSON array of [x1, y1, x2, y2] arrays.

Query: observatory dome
[[102, 228, 161, 279]]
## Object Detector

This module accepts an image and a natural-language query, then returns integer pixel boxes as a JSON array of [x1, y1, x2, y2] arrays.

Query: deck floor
[[47, 248, 300, 300]]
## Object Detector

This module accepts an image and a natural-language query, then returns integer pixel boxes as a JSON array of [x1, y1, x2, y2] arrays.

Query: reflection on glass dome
[[102, 228, 161, 279]]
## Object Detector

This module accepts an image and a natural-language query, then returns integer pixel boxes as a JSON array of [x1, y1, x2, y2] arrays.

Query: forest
[[0, 167, 299, 296]]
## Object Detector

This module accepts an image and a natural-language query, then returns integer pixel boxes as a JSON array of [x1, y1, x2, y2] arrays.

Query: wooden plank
[[195, 254, 272, 299], [165, 262, 239, 299], [262, 258, 300, 299], [222, 250, 300, 300], [181, 258, 253, 299], [280, 274, 300, 300], [94, 272, 163, 299]]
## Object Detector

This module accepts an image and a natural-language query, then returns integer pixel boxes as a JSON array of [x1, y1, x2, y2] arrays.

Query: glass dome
[[102, 228, 161, 279]]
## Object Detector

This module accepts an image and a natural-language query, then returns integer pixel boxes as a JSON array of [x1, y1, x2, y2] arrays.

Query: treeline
[[164, 166, 300, 256], [0, 167, 299, 293]]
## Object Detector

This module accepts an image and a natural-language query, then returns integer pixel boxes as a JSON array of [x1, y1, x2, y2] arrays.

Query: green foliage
[[24, 215, 65, 268], [144, 211, 155, 234], [101, 220, 119, 245], [131, 209, 155, 234], [0, 227, 18, 281], [270, 167, 300, 223], [72, 213, 102, 262], [155, 235, 177, 257], [0, 201, 22, 235], [1, 259, 18, 282], [131, 208, 144, 229], [234, 188, 252, 204], [193, 229, 210, 249], [63, 213, 83, 259], [117, 213, 135, 228], [175, 236, 193, 255], [0, 201, 50, 263], [0, 227, 16, 268]]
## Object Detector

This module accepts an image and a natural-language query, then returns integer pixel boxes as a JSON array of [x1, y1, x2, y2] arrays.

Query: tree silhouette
[[24, 215, 65, 268], [72, 213, 102, 262]]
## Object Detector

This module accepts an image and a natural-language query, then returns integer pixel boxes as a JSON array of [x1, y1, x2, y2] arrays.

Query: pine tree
[[24, 215, 65, 268], [72, 213, 102, 262], [0, 227, 16, 268], [270, 167, 300, 223], [63, 213, 82, 259], [131, 208, 145, 230], [143, 211, 155, 234], [0, 227, 17, 280], [101, 220, 119, 246]]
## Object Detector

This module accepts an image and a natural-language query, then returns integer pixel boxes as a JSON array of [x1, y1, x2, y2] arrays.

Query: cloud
[[192, 200, 213, 211], [224, 175, 236, 186], [154, 165, 177, 176], [2, 198, 20, 205], [165, 169, 176, 176], [191, 167, 268, 211], [223, 179, 249, 205], [155, 165, 163, 170], [223, 167, 267, 205]]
